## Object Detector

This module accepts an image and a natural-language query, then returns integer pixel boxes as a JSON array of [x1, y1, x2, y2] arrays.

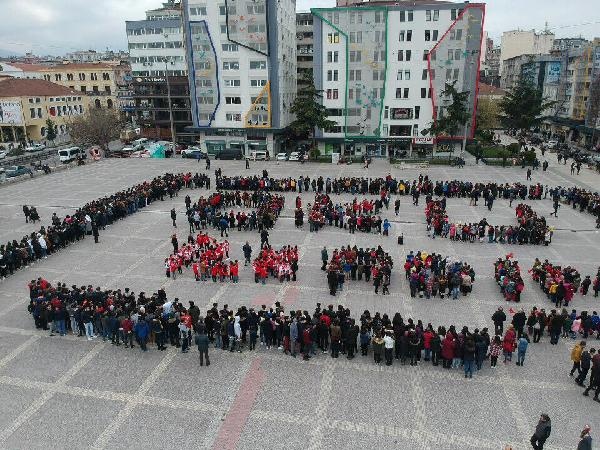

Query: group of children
[[494, 255, 526, 302], [252, 245, 299, 284]]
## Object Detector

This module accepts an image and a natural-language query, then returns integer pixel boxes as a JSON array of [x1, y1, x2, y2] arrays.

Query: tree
[[45, 119, 57, 145], [499, 76, 555, 135], [68, 108, 122, 153], [289, 72, 336, 155], [424, 81, 470, 154]]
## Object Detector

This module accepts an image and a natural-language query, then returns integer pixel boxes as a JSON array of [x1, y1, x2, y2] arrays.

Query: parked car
[[215, 148, 243, 160], [58, 147, 84, 163], [5, 165, 33, 178], [250, 150, 268, 161], [25, 143, 46, 153], [0, 150, 7, 160], [276, 152, 288, 161], [181, 147, 206, 159]]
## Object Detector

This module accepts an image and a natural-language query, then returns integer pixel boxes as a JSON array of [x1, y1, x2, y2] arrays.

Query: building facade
[[0, 78, 85, 144], [125, 1, 193, 141], [499, 30, 554, 76], [312, 2, 485, 157], [182, 0, 297, 156], [296, 12, 314, 92]]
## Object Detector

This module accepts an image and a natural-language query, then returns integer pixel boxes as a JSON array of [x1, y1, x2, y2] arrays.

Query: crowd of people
[[252, 245, 299, 284], [403, 251, 475, 299], [425, 198, 551, 245], [554, 186, 600, 224], [306, 194, 391, 235], [0, 173, 187, 280], [530, 259, 588, 308], [215, 174, 298, 192], [164, 233, 238, 282], [26, 278, 533, 379], [324, 246, 393, 296], [494, 255, 525, 302], [183, 190, 285, 235]]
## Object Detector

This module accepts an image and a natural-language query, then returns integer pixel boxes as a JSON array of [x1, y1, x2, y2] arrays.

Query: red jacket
[[441, 335, 454, 359]]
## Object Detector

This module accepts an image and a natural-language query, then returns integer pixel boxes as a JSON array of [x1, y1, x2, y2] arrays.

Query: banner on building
[[546, 62, 561, 84], [0, 100, 23, 125]]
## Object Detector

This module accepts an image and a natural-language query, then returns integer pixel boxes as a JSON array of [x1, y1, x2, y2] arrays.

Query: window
[[250, 79, 267, 87], [433, 10, 439, 21], [221, 25, 227, 34], [384, 106, 389, 119], [247, 24, 266, 33], [453, 68, 460, 79], [30, 108, 35, 119], [372, 70, 385, 81], [249, 60, 266, 70], [404, 88, 409, 98], [398, 50, 404, 62], [326, 70, 339, 81], [414, 106, 420, 119], [451, 9, 457, 20], [425, 30, 431, 41], [422, 69, 428, 80], [327, 51, 340, 63], [408, 10, 413, 21], [349, 70, 361, 81], [333, 70, 338, 81], [226, 113, 242, 122], [80, 86, 86, 93], [333, 12, 339, 24], [349, 31, 362, 44], [426, 10, 432, 21], [247, 3, 265, 14], [102, 73, 110, 81], [407, 30, 412, 42], [455, 49, 461, 60], [424, 50, 430, 61], [375, 31, 384, 43], [225, 96, 241, 104], [332, 89, 339, 99], [348, 89, 353, 100], [327, 33, 340, 44], [455, 29, 462, 40], [374, 11, 382, 23], [404, 70, 411, 80], [54, 74, 62, 81], [406, 50, 411, 61], [350, 50, 362, 62], [397, 70, 403, 80], [413, 125, 419, 136], [400, 11, 406, 22], [67, 73, 74, 81], [399, 31, 405, 42], [104, 86, 111, 94], [91, 73, 98, 81], [421, 88, 427, 98], [223, 61, 240, 70], [219, 5, 227, 15], [190, 6, 207, 15], [222, 43, 238, 52], [224, 79, 241, 87]]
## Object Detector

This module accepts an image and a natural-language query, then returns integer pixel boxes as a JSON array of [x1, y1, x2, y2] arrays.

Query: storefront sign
[[0, 100, 23, 125], [412, 137, 434, 144]]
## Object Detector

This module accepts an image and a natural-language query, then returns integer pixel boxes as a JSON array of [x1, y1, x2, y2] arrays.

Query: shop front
[[412, 137, 434, 158]]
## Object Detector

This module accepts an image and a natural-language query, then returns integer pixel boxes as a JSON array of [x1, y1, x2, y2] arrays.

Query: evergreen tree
[[499, 76, 555, 134], [45, 119, 57, 144], [289, 72, 336, 156]]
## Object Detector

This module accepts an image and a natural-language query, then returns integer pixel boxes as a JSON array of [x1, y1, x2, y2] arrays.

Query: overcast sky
[[0, 0, 597, 56]]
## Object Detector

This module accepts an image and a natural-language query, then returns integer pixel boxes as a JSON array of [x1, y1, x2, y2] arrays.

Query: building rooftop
[[0, 78, 79, 97], [10, 62, 114, 72]]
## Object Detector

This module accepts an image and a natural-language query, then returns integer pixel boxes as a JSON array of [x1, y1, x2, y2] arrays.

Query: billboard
[[0, 100, 23, 125], [390, 108, 413, 120], [546, 61, 561, 84]]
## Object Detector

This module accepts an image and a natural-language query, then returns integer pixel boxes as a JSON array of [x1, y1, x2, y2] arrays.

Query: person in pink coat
[[503, 325, 516, 363]]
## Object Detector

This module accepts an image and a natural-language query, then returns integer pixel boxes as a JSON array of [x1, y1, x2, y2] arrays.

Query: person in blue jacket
[[516, 332, 530, 366], [134, 317, 150, 351]]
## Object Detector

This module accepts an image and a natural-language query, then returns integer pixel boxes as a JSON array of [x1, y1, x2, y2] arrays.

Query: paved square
[[0, 154, 599, 449]]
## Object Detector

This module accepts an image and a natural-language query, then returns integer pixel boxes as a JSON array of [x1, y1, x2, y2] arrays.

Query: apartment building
[[0, 78, 85, 143], [499, 30, 554, 76], [125, 1, 193, 141], [296, 12, 314, 93], [313, 2, 485, 157], [182, 0, 297, 156]]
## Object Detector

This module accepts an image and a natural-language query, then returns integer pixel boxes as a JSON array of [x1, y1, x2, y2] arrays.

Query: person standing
[[526, 168, 532, 181], [321, 247, 328, 271], [170, 208, 177, 227], [576, 348, 594, 386], [243, 242, 252, 266], [23, 205, 30, 223], [195, 327, 210, 366], [383, 331, 394, 366], [516, 333, 530, 366], [577, 425, 592, 450], [570, 341, 586, 377], [245, 158, 250, 169], [260, 229, 269, 249], [492, 307, 507, 336], [530, 414, 551, 450], [92, 222, 99, 244]]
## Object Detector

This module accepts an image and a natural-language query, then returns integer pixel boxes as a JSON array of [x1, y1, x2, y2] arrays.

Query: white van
[[251, 150, 268, 161], [132, 138, 149, 147], [58, 147, 83, 163]]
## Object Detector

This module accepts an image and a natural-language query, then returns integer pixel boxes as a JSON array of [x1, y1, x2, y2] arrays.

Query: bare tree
[[68, 108, 123, 153]]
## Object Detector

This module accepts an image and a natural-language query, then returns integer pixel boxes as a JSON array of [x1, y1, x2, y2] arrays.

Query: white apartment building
[[126, 2, 187, 77], [313, 2, 485, 157], [182, 0, 297, 156], [499, 30, 554, 76]]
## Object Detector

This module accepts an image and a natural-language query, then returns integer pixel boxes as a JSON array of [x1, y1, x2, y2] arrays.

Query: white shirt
[[383, 335, 395, 349]]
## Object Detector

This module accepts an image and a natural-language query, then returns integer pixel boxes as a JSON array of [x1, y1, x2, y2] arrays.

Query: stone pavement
[[0, 157, 599, 449]]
